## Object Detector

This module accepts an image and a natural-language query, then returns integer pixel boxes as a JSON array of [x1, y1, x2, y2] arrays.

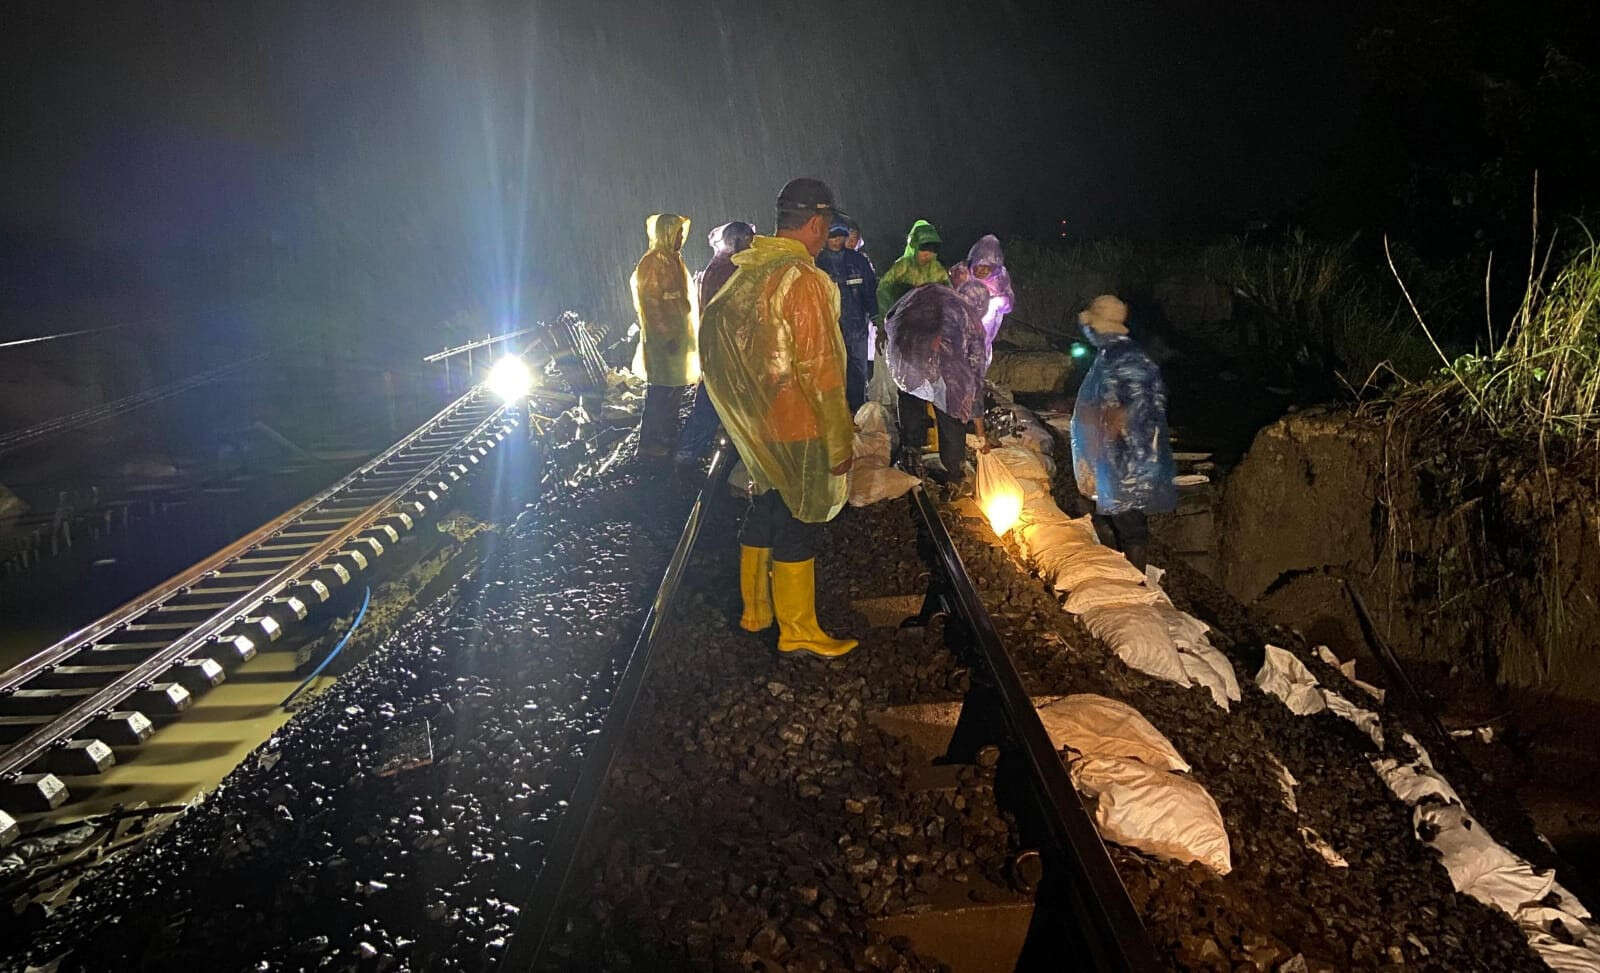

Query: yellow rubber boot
[[738, 545, 773, 632], [772, 559, 857, 657], [926, 403, 939, 452]]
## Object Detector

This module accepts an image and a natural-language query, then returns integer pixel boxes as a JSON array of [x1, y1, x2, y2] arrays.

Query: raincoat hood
[[646, 213, 690, 252], [900, 220, 943, 261], [966, 234, 1005, 274], [708, 220, 755, 257]]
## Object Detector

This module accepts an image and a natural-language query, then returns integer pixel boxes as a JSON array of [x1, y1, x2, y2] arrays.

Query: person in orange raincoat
[[629, 212, 697, 459], [700, 178, 857, 658]]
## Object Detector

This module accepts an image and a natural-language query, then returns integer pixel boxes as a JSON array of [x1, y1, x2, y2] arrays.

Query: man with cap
[[699, 177, 858, 658], [814, 217, 878, 412], [1069, 294, 1177, 572]]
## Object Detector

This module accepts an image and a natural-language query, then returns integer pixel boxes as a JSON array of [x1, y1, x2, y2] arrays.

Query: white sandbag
[[1372, 754, 1461, 807], [1180, 637, 1242, 704], [1153, 604, 1211, 650], [985, 444, 1052, 490], [1315, 645, 1387, 703], [1257, 644, 1327, 716], [847, 403, 919, 506], [1062, 579, 1169, 614], [1526, 932, 1600, 973], [1016, 494, 1079, 529], [1324, 690, 1384, 749], [1069, 754, 1232, 874], [1078, 605, 1190, 686], [1180, 651, 1233, 711], [848, 466, 919, 506], [1037, 694, 1190, 772], [1049, 549, 1148, 590], [1017, 520, 1097, 560], [1416, 803, 1556, 916]]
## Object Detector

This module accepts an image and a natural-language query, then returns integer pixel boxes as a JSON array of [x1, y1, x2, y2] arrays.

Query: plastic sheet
[[883, 283, 989, 422], [700, 236, 854, 524], [1069, 328, 1177, 516]]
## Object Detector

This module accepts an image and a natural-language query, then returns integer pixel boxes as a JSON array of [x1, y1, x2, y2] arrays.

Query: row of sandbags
[[982, 438, 1240, 712], [1258, 644, 1600, 971], [974, 405, 1236, 875]]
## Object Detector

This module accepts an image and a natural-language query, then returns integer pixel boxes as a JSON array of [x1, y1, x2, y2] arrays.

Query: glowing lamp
[[487, 355, 534, 402], [1070, 342, 1090, 359], [978, 474, 1024, 537]]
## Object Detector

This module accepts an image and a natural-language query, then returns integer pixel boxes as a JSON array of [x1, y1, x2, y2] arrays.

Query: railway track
[[0, 383, 519, 838], [509, 463, 1161, 971]]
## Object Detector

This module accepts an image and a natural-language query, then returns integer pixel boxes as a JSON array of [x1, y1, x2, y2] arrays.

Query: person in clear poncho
[[947, 234, 1015, 365], [884, 280, 993, 490], [700, 178, 857, 658], [629, 213, 697, 460], [1069, 295, 1177, 572], [676, 221, 757, 468]]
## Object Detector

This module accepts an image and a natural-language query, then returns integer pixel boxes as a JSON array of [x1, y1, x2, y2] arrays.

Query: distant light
[[1071, 343, 1090, 359], [487, 355, 534, 402]]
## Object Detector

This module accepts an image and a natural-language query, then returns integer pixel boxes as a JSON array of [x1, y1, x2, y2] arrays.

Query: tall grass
[[1389, 231, 1600, 455]]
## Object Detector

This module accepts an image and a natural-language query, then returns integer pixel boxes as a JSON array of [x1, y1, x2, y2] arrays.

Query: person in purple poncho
[[676, 220, 757, 469], [948, 234, 1015, 365], [885, 280, 994, 492]]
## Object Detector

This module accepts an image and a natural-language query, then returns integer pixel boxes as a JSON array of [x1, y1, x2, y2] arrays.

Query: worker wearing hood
[[1069, 295, 1176, 571], [949, 234, 1015, 364], [676, 221, 757, 468], [701, 177, 857, 658], [876, 219, 950, 320], [884, 280, 992, 490], [630, 213, 697, 459]]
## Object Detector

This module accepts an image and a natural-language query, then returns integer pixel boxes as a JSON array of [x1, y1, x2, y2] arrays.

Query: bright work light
[[487, 355, 534, 402]]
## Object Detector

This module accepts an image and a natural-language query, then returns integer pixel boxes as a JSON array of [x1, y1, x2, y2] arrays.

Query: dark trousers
[[676, 382, 720, 463], [1091, 509, 1150, 571], [843, 329, 869, 414], [897, 391, 968, 486], [640, 384, 687, 458], [738, 489, 819, 562]]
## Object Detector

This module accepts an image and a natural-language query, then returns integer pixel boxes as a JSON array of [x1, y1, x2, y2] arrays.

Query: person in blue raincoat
[[815, 220, 878, 412], [676, 220, 757, 469], [1069, 295, 1176, 571]]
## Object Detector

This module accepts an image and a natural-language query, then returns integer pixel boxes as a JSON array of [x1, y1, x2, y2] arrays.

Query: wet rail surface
[[0, 385, 517, 836], [512, 475, 1160, 972]]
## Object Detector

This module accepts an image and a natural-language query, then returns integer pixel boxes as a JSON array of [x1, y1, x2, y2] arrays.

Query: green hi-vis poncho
[[876, 219, 951, 320]]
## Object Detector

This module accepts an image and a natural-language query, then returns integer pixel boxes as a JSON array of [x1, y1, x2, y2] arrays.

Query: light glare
[[487, 355, 534, 402]]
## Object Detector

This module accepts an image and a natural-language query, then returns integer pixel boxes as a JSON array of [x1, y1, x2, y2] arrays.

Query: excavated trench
[[1216, 409, 1600, 896]]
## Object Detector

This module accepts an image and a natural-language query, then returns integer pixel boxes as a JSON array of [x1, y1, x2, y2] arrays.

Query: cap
[[776, 177, 849, 224], [827, 222, 850, 237]]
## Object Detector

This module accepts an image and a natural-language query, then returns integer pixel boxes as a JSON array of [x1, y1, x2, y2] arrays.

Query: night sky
[[1, 1, 1365, 343]]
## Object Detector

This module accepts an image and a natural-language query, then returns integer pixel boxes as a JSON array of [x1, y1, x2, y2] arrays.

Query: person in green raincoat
[[630, 213, 698, 460], [876, 219, 950, 319]]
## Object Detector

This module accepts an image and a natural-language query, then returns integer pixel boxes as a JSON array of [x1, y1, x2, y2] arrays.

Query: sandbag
[[1077, 604, 1190, 686], [1256, 644, 1327, 716], [1417, 803, 1556, 915], [1017, 521, 1096, 561], [1037, 694, 1190, 772], [1062, 578, 1168, 614], [1180, 651, 1234, 711], [848, 402, 918, 506], [1069, 754, 1232, 874], [1315, 645, 1387, 703], [1180, 637, 1242, 705], [1324, 690, 1384, 749], [1048, 548, 1148, 591], [975, 449, 1026, 536]]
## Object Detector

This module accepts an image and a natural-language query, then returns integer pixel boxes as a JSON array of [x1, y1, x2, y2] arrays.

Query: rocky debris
[[985, 349, 1075, 395], [2, 431, 699, 972]]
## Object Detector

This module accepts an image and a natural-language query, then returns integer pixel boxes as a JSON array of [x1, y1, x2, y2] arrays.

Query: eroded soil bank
[[1218, 409, 1600, 887]]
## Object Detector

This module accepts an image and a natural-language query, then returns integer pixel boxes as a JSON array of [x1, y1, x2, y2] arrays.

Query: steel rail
[[505, 443, 736, 971], [0, 386, 512, 781], [906, 485, 1162, 973], [422, 328, 538, 362]]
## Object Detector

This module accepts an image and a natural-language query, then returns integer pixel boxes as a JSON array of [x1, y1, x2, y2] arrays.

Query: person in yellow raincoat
[[630, 213, 698, 460], [700, 178, 857, 658]]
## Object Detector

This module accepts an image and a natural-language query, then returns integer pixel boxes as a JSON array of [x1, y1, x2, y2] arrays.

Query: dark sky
[[1, 0, 1365, 342]]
